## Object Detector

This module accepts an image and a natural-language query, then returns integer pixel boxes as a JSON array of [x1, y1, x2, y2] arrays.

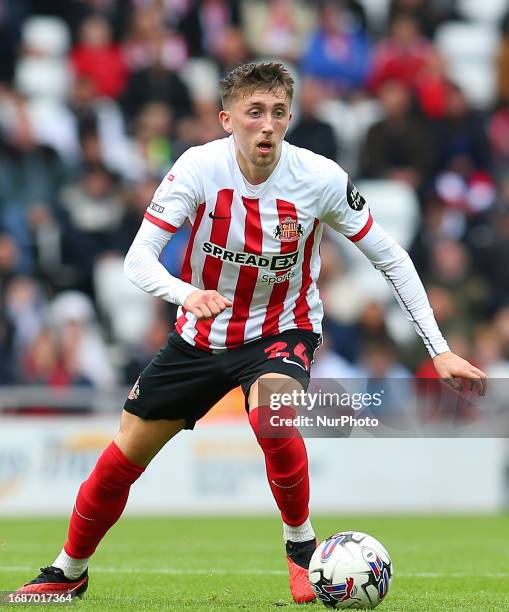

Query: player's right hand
[[183, 290, 232, 320]]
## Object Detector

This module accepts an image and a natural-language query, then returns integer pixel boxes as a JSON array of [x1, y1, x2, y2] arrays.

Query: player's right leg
[[14, 330, 236, 599], [14, 411, 185, 598]]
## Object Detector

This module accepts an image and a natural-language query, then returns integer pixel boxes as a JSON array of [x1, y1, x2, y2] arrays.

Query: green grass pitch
[[1, 515, 508, 611]]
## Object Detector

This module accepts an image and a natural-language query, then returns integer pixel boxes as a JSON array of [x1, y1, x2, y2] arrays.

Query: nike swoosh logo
[[271, 476, 305, 489], [209, 212, 231, 220], [282, 357, 307, 371]]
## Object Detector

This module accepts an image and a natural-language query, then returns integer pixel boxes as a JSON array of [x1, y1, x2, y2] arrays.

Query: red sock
[[249, 406, 309, 527], [64, 441, 144, 559]]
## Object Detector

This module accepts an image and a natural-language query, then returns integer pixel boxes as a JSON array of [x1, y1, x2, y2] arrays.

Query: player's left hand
[[432, 351, 487, 396]]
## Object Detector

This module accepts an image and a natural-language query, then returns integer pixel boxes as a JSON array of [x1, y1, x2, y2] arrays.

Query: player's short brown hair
[[219, 62, 294, 108]]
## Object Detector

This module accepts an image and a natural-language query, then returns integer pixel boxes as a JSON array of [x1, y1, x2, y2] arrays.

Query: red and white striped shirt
[[143, 137, 372, 351]]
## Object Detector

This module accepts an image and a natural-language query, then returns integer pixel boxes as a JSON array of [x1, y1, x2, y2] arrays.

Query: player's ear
[[219, 110, 233, 134]]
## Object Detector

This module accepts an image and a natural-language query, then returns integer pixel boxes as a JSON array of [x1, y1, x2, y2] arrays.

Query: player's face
[[219, 88, 292, 182]]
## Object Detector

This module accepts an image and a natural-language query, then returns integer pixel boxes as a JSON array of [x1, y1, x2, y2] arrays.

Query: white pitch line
[[1, 566, 508, 579]]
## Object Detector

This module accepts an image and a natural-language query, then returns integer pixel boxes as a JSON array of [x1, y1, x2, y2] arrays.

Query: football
[[308, 531, 392, 609]]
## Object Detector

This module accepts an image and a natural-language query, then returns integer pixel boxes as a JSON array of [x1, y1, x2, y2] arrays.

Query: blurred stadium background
[[1, 0, 509, 518]]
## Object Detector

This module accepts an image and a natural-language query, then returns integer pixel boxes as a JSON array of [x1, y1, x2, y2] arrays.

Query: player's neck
[[235, 149, 281, 185]]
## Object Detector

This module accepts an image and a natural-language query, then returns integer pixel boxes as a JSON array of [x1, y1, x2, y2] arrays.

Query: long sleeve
[[124, 219, 198, 306], [353, 220, 450, 357]]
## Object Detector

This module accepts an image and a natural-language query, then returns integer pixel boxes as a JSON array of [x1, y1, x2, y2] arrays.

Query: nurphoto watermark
[[257, 377, 508, 438]]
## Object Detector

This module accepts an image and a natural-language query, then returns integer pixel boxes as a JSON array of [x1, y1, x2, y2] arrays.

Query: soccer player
[[16, 62, 486, 604]]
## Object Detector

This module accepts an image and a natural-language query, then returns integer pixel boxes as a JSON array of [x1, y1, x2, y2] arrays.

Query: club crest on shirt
[[128, 377, 140, 401], [347, 179, 366, 211], [273, 217, 303, 242]]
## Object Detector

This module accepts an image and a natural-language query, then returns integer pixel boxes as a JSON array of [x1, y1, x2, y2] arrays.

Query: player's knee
[[116, 410, 184, 466], [248, 373, 301, 411]]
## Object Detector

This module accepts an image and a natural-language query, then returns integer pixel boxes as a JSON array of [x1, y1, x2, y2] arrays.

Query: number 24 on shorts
[[264, 341, 310, 371]]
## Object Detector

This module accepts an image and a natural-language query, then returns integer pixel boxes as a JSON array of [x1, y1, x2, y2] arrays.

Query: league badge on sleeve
[[347, 179, 366, 211]]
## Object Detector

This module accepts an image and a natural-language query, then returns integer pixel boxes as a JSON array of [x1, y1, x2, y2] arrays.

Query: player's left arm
[[352, 220, 487, 396], [318, 164, 486, 395]]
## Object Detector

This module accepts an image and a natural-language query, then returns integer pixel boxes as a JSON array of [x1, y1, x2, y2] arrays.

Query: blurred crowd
[[1, 0, 509, 406]]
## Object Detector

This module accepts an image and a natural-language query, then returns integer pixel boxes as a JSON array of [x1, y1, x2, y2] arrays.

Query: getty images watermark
[[268, 388, 383, 429], [257, 377, 508, 438]]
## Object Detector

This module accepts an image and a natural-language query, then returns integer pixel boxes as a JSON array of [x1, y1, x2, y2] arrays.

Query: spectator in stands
[[359, 79, 434, 191], [241, 0, 316, 64], [300, 0, 371, 94], [177, 0, 242, 58], [369, 13, 433, 93], [4, 276, 46, 369], [414, 49, 449, 119], [358, 339, 413, 423], [0, 314, 13, 383], [67, 75, 131, 179], [122, 6, 188, 73], [120, 41, 193, 122], [409, 190, 456, 276], [59, 163, 123, 291], [477, 194, 509, 312], [492, 307, 509, 359], [496, 13, 509, 105], [427, 239, 489, 323], [287, 78, 338, 160], [47, 291, 117, 387], [172, 101, 225, 154], [489, 105, 509, 177], [124, 102, 176, 180], [310, 336, 361, 379], [388, 0, 447, 38], [71, 15, 127, 100], [213, 26, 251, 75], [0, 233, 21, 295], [123, 313, 171, 383], [0, 91, 69, 273], [20, 329, 92, 387], [111, 177, 160, 255], [473, 324, 509, 378], [28, 0, 128, 42], [433, 83, 492, 176], [0, 0, 28, 83], [357, 302, 393, 348]]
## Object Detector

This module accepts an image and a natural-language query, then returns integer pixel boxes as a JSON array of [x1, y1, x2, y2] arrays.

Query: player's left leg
[[248, 374, 317, 604]]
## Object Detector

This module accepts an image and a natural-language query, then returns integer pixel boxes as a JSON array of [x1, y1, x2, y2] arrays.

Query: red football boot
[[14, 566, 88, 598], [286, 539, 317, 604]]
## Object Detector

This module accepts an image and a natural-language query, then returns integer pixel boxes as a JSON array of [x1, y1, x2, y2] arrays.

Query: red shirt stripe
[[293, 218, 319, 331], [144, 211, 179, 233], [348, 211, 373, 242], [175, 203, 205, 335], [261, 199, 298, 337], [193, 189, 234, 350], [226, 197, 263, 347]]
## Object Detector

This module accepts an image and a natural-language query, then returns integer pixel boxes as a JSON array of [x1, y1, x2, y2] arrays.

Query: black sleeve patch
[[346, 179, 366, 211]]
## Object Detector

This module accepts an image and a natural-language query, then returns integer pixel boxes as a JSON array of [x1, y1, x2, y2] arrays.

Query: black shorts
[[124, 329, 321, 429]]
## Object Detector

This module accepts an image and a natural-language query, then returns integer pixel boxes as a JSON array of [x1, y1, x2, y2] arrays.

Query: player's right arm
[[124, 149, 231, 320]]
